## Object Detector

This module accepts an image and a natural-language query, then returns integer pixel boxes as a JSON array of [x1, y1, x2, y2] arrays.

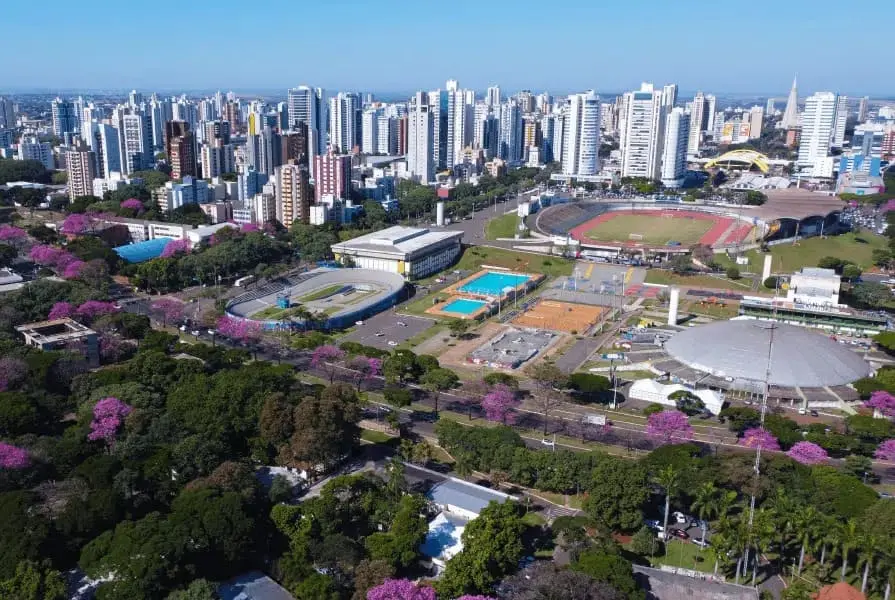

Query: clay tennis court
[[513, 300, 605, 334]]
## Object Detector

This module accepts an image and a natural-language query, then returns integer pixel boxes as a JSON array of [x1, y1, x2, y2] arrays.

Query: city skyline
[[2, 0, 892, 96]]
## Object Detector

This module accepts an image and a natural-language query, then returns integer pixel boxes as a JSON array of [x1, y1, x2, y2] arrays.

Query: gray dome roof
[[663, 319, 872, 388]]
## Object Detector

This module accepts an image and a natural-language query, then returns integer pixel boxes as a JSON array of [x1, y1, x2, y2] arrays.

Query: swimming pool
[[442, 298, 488, 315], [458, 271, 532, 296]]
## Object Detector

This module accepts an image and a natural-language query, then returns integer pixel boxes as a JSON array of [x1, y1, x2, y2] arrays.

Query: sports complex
[[425, 269, 545, 320], [227, 268, 406, 330]]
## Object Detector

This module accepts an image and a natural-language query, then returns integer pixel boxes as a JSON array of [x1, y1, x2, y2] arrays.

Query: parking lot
[[340, 310, 433, 350]]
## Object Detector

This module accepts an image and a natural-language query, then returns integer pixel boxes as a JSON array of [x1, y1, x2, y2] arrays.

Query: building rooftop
[[15, 318, 97, 342], [218, 571, 296, 600], [332, 225, 462, 258], [114, 237, 175, 263], [428, 479, 511, 515]]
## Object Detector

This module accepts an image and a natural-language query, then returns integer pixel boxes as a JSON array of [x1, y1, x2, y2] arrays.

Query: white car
[[191, 330, 200, 336], [672, 511, 688, 524], [355, 320, 364, 326], [693, 539, 711, 549], [387, 341, 398, 346], [374, 332, 385, 337], [397, 322, 407, 327], [540, 438, 555, 447]]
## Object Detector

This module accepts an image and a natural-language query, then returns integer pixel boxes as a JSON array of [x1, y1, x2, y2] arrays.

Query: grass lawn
[[522, 511, 547, 527], [249, 305, 304, 320], [721, 232, 888, 273], [645, 270, 754, 291], [455, 246, 575, 278], [584, 214, 713, 245], [400, 324, 448, 350], [650, 540, 718, 573], [486, 213, 520, 240], [615, 370, 658, 380], [360, 429, 396, 444], [299, 284, 345, 302], [681, 299, 740, 319]]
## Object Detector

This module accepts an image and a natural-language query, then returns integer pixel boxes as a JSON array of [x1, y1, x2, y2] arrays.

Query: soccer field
[[581, 213, 716, 245]]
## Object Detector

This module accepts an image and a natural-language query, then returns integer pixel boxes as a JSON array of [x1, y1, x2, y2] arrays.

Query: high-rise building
[[66, 141, 96, 200], [429, 90, 448, 169], [329, 92, 361, 154], [407, 92, 434, 183], [662, 84, 678, 108], [781, 76, 800, 130], [281, 123, 308, 166], [562, 91, 601, 176], [313, 149, 352, 202], [17, 136, 54, 170], [257, 126, 283, 176], [128, 90, 143, 108], [51, 98, 78, 139], [200, 142, 234, 179], [276, 161, 311, 225], [687, 91, 711, 155], [362, 108, 379, 154], [517, 90, 534, 114], [94, 124, 121, 178], [0, 97, 16, 129], [621, 83, 666, 180], [852, 124, 886, 158], [222, 101, 241, 131], [117, 112, 152, 175], [447, 86, 474, 168], [766, 98, 776, 114], [397, 115, 408, 156], [150, 99, 173, 149], [522, 115, 542, 163], [287, 86, 327, 157], [798, 92, 837, 169], [203, 120, 231, 145], [832, 95, 849, 149], [486, 86, 501, 109], [376, 113, 397, 155], [660, 108, 690, 188], [857, 96, 869, 122], [748, 106, 764, 139], [165, 121, 197, 179], [498, 99, 523, 164]]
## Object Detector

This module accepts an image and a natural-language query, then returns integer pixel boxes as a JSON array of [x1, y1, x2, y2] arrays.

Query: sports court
[[569, 210, 736, 248], [513, 300, 605, 334]]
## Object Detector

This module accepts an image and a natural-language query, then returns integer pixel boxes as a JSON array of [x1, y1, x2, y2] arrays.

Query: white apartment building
[[621, 83, 665, 180], [562, 91, 601, 176], [798, 92, 837, 173], [832, 95, 849, 149], [376, 113, 397, 155], [407, 92, 434, 183], [362, 108, 379, 154], [66, 142, 96, 200], [17, 136, 54, 170], [287, 86, 327, 157], [687, 91, 714, 155], [328, 92, 360, 154], [498, 99, 523, 164], [748, 106, 764, 139], [116, 112, 151, 175], [447, 87, 474, 168], [660, 107, 689, 187]]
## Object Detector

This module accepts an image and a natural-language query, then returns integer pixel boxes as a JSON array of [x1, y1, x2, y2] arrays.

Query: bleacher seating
[[537, 203, 607, 235]]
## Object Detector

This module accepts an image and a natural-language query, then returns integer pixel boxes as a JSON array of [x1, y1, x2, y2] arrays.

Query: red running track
[[569, 210, 733, 248], [721, 223, 753, 245]]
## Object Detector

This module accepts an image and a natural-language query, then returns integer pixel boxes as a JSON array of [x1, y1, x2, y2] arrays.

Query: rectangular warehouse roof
[[332, 226, 462, 260]]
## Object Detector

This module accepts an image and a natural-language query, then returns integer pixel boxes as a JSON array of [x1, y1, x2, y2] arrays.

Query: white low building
[[627, 379, 724, 415], [331, 225, 463, 279], [787, 267, 840, 308]]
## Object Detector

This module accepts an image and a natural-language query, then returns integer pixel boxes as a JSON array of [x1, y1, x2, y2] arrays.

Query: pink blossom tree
[[160, 238, 191, 258], [0, 224, 27, 244], [75, 300, 119, 322], [366, 579, 436, 600], [646, 410, 693, 445], [874, 439, 895, 461], [240, 223, 261, 233], [864, 391, 895, 419], [99, 336, 133, 364], [457, 596, 497, 600], [348, 355, 382, 391], [312, 344, 346, 383], [48, 301, 74, 320], [119, 198, 144, 213], [482, 384, 520, 424], [217, 315, 261, 343], [150, 298, 185, 326], [28, 244, 64, 265], [0, 357, 28, 392], [62, 260, 86, 279], [739, 427, 781, 451], [53, 251, 78, 271], [87, 397, 133, 446], [61, 213, 93, 235], [786, 441, 829, 465], [0, 443, 30, 469]]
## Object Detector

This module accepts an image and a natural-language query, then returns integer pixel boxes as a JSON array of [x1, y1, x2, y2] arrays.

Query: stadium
[[227, 268, 406, 330]]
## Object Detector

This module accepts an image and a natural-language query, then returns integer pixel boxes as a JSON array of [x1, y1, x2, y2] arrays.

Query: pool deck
[[442, 268, 544, 300], [425, 297, 492, 320]]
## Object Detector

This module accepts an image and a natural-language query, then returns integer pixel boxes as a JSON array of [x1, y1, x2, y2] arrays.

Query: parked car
[[672, 511, 688, 524], [693, 538, 711, 549], [671, 529, 689, 540]]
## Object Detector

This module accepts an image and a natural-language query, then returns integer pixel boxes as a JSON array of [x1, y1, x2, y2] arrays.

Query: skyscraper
[[275, 161, 311, 226], [687, 92, 711, 155], [499, 99, 523, 164], [66, 141, 96, 200], [748, 106, 764, 139], [832, 95, 849, 149], [766, 98, 776, 114], [662, 84, 678, 109], [660, 108, 689, 188], [781, 76, 799, 130], [0, 97, 15, 129], [329, 92, 361, 154], [117, 112, 152, 175], [621, 84, 666, 180], [486, 86, 501, 109], [562, 91, 601, 176], [362, 108, 379, 154], [858, 97, 869, 122], [95, 124, 121, 178], [165, 121, 197, 180], [281, 123, 308, 166], [376, 113, 397, 155], [17, 136, 54, 170], [313, 149, 352, 202], [447, 86, 474, 168], [407, 92, 434, 183], [798, 92, 837, 168], [287, 86, 327, 157], [51, 98, 78, 139]]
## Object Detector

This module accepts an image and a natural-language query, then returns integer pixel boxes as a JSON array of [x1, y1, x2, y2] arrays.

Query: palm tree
[[654, 465, 680, 550], [838, 519, 861, 581], [818, 515, 838, 568], [691, 481, 720, 548], [767, 488, 797, 570], [857, 532, 880, 594], [793, 504, 820, 576], [750, 508, 777, 586]]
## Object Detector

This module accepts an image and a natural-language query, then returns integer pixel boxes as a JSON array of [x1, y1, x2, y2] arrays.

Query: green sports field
[[582, 214, 714, 245]]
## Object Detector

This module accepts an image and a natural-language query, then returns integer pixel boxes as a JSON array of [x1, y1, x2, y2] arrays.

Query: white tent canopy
[[628, 379, 724, 415]]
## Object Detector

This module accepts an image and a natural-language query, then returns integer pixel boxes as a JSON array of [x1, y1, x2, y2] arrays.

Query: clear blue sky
[[2, 0, 889, 96]]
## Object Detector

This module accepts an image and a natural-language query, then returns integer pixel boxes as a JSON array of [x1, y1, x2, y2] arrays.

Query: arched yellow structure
[[704, 149, 770, 173]]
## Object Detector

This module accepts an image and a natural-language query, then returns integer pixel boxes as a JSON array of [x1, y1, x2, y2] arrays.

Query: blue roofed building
[[217, 571, 296, 600], [114, 237, 175, 263]]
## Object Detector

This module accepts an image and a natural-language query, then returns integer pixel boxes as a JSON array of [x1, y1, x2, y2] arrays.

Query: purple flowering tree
[[0, 443, 30, 469], [119, 198, 144, 213], [348, 356, 382, 391], [739, 427, 781, 451], [28, 244, 64, 266], [99, 336, 133, 364], [61, 213, 93, 235], [160, 238, 191, 258], [366, 579, 436, 600], [874, 439, 895, 461], [864, 391, 895, 419], [48, 301, 74, 320], [217, 316, 262, 345], [786, 441, 829, 465], [240, 223, 261, 233], [150, 298, 185, 326], [0, 357, 28, 392], [87, 397, 133, 446], [75, 300, 119, 322], [457, 596, 497, 600], [312, 344, 346, 383], [0, 224, 27, 245], [62, 260, 86, 279], [646, 410, 694, 445], [482, 384, 520, 424], [53, 251, 78, 271]]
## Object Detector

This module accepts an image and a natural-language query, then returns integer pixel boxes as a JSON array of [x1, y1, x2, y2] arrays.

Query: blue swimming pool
[[442, 298, 487, 315], [459, 271, 532, 296]]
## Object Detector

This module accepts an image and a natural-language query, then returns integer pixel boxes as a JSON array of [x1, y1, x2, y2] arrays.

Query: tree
[[150, 298, 185, 327], [875, 439, 895, 461], [739, 427, 781, 451], [846, 281, 890, 309], [630, 526, 660, 557], [0, 561, 66, 600], [584, 456, 649, 531], [864, 390, 895, 418], [497, 563, 624, 600], [87, 397, 133, 446], [691, 481, 721, 548], [571, 550, 643, 600], [383, 386, 412, 408], [670, 390, 705, 416], [481, 384, 519, 424], [567, 373, 611, 404], [646, 410, 693, 444], [420, 368, 458, 416], [352, 560, 395, 600], [763, 276, 779, 289], [367, 579, 436, 600], [311, 345, 346, 383], [0, 244, 17, 269], [837, 519, 860, 581], [525, 361, 566, 393], [269, 475, 294, 504], [165, 579, 218, 600], [654, 465, 680, 546], [668, 255, 693, 274], [726, 266, 741, 280], [787, 441, 828, 465], [447, 318, 472, 338]]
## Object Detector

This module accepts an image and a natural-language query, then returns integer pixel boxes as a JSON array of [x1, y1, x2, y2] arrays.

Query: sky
[[2, 0, 892, 97]]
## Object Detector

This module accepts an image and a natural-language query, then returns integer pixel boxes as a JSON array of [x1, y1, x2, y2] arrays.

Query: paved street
[[340, 310, 433, 350]]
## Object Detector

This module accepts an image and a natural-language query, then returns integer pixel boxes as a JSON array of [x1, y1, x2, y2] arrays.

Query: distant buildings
[[0, 97, 16, 129], [562, 91, 601, 177], [287, 86, 326, 157], [660, 107, 689, 187], [798, 92, 837, 176], [328, 92, 360, 154], [407, 92, 434, 183], [17, 136, 54, 170], [66, 141, 96, 200], [313, 149, 351, 202], [51, 97, 78, 139], [621, 83, 664, 180], [687, 91, 715, 155]]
